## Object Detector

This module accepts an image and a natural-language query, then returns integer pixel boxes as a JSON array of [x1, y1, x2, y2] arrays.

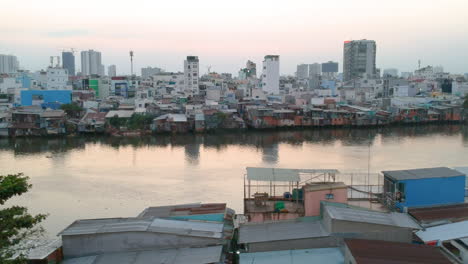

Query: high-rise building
[[184, 56, 199, 95], [321, 61, 339, 73], [261, 55, 280, 94], [343, 39, 377, 81], [62, 52, 75, 76], [296, 64, 309, 79], [108, 65, 117, 77], [309, 63, 322, 77], [246, 60, 256, 77], [141, 66, 162, 79], [0, 54, 19, 74], [81, 50, 103, 76]]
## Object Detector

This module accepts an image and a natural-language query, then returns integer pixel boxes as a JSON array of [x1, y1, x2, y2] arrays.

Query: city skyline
[[1, 0, 468, 75]]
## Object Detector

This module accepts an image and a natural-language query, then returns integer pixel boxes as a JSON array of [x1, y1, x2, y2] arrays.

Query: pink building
[[303, 182, 348, 216]]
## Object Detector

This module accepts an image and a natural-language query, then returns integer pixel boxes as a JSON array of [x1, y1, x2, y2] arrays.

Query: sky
[[1, 0, 468, 75]]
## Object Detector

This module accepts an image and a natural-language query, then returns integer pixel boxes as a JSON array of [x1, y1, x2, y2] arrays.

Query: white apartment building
[[261, 55, 280, 95], [46, 67, 70, 90], [81, 50, 103, 76], [296, 64, 308, 79], [141, 67, 163, 79], [152, 72, 185, 93], [184, 56, 199, 95], [0, 54, 19, 74], [0, 77, 22, 94], [108, 65, 117, 77]]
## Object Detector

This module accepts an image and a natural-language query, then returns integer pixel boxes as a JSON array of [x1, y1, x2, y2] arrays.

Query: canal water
[[1, 124, 467, 237]]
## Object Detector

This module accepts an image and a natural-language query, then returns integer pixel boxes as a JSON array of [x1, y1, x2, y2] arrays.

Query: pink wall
[[304, 188, 348, 216], [248, 212, 302, 222]]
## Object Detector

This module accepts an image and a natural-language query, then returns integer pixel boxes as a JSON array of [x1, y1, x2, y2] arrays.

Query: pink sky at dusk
[[1, 0, 468, 75]]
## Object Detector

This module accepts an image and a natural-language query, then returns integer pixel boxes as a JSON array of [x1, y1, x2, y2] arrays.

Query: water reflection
[[0, 125, 466, 163]]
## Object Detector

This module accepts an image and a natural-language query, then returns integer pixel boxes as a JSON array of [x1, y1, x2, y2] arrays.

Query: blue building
[[382, 167, 466, 211], [21, 90, 72, 109]]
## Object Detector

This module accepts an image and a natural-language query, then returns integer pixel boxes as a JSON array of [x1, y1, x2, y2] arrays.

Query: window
[[325, 193, 334, 199]]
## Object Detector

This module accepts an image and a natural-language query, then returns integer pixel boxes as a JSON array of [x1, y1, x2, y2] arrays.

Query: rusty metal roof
[[344, 239, 452, 264], [409, 203, 468, 223], [138, 203, 228, 218]]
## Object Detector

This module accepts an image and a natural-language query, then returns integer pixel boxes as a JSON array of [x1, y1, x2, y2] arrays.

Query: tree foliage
[[0, 173, 47, 263], [463, 94, 468, 109], [60, 103, 83, 118]]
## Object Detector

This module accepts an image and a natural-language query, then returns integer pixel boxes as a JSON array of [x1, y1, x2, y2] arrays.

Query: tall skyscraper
[[184, 56, 199, 95], [81, 50, 103, 76], [343, 39, 377, 81], [108, 65, 116, 77], [261, 55, 280, 94], [62, 52, 75, 76], [0, 54, 19, 74], [296, 64, 309, 79]]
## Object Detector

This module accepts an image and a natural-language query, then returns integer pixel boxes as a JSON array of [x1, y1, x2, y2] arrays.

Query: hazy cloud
[[47, 29, 90, 38]]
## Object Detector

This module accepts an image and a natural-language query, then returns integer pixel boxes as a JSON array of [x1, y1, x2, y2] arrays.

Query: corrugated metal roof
[[239, 247, 344, 264], [246, 167, 339, 182], [138, 203, 227, 218], [344, 239, 451, 264], [60, 217, 224, 238], [324, 205, 420, 229], [25, 239, 61, 260], [239, 220, 329, 244], [62, 246, 223, 264], [416, 220, 468, 242], [154, 114, 187, 122], [105, 110, 134, 118], [149, 218, 224, 238], [382, 167, 464, 181], [42, 110, 65, 118], [409, 203, 468, 223]]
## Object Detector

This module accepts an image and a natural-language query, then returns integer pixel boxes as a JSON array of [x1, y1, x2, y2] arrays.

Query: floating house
[[382, 167, 466, 211]]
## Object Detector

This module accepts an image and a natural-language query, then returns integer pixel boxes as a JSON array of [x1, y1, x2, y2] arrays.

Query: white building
[[261, 55, 280, 95], [46, 67, 70, 90], [152, 72, 185, 93], [0, 54, 19, 74], [308, 63, 321, 78], [296, 64, 308, 79], [184, 56, 199, 95], [108, 65, 117, 77], [452, 81, 468, 97], [141, 67, 163, 79], [81, 50, 103, 76], [0, 77, 22, 93]]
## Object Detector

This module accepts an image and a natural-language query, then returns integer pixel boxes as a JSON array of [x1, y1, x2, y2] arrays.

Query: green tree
[[127, 114, 154, 130], [0, 173, 47, 263], [60, 103, 83, 118], [463, 94, 468, 109]]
